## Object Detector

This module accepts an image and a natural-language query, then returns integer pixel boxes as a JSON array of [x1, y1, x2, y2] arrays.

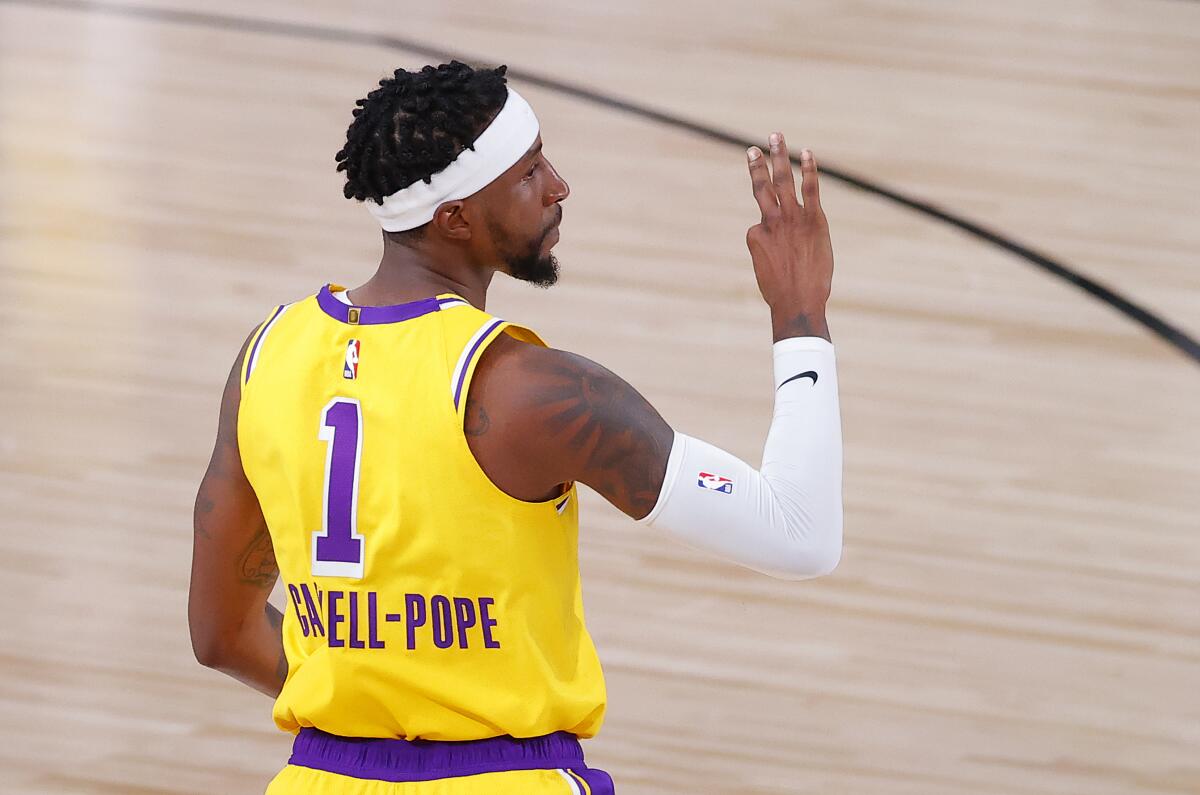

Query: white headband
[[366, 87, 540, 232]]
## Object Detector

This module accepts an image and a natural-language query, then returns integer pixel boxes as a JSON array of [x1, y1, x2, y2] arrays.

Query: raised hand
[[745, 132, 834, 342]]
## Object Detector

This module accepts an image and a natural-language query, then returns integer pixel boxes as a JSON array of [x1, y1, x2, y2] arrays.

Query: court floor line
[[5, 0, 1198, 366]]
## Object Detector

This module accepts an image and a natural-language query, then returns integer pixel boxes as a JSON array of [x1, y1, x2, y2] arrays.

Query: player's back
[[236, 283, 606, 741]]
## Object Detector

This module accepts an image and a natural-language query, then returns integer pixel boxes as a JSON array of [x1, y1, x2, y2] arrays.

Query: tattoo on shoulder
[[525, 351, 671, 517], [239, 520, 279, 588]]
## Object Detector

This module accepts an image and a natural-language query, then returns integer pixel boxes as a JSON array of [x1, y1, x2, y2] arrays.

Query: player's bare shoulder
[[466, 331, 673, 519]]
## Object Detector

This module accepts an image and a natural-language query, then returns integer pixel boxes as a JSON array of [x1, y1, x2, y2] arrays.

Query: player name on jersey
[[286, 583, 501, 652]]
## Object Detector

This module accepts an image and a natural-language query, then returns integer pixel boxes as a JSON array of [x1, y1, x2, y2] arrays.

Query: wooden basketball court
[[1, 1, 1197, 792]]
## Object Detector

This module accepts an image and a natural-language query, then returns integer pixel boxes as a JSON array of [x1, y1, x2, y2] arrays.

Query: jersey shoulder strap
[[442, 304, 548, 426], [239, 301, 297, 386]]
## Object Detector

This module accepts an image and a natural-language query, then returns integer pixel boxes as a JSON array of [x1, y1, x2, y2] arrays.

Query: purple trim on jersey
[[453, 319, 505, 410], [316, 284, 464, 326], [244, 304, 284, 384], [288, 728, 603, 783]]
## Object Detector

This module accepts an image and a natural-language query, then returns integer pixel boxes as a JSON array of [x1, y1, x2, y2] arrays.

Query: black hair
[[335, 60, 510, 242]]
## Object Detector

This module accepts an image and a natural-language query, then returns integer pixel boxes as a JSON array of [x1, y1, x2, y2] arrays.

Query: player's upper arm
[[473, 335, 674, 519], [189, 327, 279, 666]]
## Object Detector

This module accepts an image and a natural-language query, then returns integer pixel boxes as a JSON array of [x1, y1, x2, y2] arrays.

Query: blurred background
[[1, 1, 1198, 792]]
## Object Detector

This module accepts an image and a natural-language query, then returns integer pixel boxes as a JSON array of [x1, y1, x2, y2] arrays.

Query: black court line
[[7, 0, 1199, 366]]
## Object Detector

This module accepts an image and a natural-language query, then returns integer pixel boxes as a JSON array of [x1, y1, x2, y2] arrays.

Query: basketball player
[[189, 61, 842, 794]]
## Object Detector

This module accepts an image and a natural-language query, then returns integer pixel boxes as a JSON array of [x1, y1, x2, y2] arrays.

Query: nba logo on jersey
[[698, 471, 733, 494], [343, 339, 360, 380]]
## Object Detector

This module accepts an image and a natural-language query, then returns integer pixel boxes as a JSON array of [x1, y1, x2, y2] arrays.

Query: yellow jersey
[[236, 283, 606, 741]]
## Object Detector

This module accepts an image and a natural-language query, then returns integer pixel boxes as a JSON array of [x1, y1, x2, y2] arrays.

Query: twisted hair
[[336, 61, 510, 236]]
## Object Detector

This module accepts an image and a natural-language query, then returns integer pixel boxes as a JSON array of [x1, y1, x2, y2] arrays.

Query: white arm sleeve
[[635, 337, 843, 580]]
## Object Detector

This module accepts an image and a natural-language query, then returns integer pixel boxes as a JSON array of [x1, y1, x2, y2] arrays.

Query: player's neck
[[354, 245, 493, 311]]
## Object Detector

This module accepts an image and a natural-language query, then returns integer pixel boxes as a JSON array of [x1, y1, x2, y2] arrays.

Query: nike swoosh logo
[[778, 370, 818, 389]]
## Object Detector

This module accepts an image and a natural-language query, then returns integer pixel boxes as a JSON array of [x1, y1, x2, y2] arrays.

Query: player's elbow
[[189, 609, 237, 670], [808, 537, 842, 577], [190, 626, 227, 669], [769, 508, 843, 580], [768, 538, 841, 580]]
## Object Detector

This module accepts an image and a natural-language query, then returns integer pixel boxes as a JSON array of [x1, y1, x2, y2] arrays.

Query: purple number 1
[[311, 398, 365, 578]]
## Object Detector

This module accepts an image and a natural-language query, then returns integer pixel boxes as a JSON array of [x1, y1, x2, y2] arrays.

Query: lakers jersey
[[236, 283, 606, 741]]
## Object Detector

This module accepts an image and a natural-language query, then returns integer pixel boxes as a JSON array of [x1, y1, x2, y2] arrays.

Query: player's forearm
[[759, 336, 843, 570], [637, 337, 843, 579], [196, 603, 288, 698]]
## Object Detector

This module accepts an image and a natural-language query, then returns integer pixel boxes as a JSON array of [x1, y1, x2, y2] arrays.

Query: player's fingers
[[768, 132, 799, 209], [746, 146, 778, 219], [799, 148, 821, 210]]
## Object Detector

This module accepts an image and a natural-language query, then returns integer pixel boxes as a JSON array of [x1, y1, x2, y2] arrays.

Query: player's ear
[[431, 201, 471, 241]]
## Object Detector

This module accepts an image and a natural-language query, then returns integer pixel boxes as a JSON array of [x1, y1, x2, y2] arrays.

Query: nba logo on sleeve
[[698, 471, 733, 494], [343, 339, 360, 380]]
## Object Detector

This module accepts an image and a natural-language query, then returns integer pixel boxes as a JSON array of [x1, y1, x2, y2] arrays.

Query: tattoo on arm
[[464, 396, 491, 437], [238, 520, 279, 588], [524, 351, 672, 518], [193, 494, 214, 540], [771, 310, 831, 343]]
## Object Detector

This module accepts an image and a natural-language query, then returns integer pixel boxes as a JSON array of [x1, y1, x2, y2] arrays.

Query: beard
[[489, 213, 561, 288], [507, 249, 559, 288]]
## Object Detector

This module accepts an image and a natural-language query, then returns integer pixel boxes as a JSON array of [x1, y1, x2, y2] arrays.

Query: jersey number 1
[[311, 397, 366, 578]]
